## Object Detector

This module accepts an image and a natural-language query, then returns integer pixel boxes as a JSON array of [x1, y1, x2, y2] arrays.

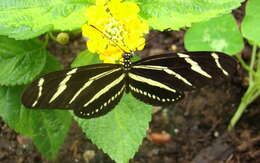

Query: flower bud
[[56, 32, 69, 45]]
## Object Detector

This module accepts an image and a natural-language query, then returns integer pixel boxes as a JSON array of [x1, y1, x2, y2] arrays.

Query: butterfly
[[22, 51, 236, 118]]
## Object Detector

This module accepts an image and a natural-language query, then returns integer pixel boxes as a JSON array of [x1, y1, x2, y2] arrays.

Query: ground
[[0, 3, 260, 163]]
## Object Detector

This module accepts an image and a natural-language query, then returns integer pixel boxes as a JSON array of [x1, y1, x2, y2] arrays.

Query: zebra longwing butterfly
[[22, 52, 236, 118]]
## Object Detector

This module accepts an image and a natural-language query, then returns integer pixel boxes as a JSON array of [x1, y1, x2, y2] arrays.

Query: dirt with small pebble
[[0, 3, 259, 163]]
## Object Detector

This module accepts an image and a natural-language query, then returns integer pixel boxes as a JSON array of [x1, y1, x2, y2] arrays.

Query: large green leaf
[[0, 36, 47, 86], [241, 0, 260, 45], [137, 0, 244, 30], [0, 53, 70, 159], [184, 14, 244, 55], [74, 93, 152, 163], [72, 50, 152, 163], [1, 0, 244, 39], [0, 0, 94, 40]]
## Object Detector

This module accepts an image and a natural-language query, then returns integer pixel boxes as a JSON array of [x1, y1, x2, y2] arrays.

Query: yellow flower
[[82, 0, 149, 63]]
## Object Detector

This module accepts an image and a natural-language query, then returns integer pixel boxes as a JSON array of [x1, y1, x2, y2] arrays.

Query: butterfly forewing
[[132, 52, 236, 90], [22, 64, 123, 116]]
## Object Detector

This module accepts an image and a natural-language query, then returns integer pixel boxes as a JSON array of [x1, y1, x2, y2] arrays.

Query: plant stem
[[249, 44, 257, 84], [228, 44, 259, 131], [228, 85, 258, 131], [48, 32, 57, 42], [43, 34, 49, 48], [257, 52, 260, 75], [236, 53, 251, 71], [236, 53, 257, 77]]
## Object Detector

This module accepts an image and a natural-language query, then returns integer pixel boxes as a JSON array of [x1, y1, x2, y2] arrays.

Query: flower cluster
[[82, 0, 149, 63]]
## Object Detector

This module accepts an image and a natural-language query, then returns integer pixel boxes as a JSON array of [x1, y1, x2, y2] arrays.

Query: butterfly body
[[22, 52, 236, 118]]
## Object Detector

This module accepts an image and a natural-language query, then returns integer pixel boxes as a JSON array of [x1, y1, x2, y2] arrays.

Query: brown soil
[[1, 3, 259, 163]]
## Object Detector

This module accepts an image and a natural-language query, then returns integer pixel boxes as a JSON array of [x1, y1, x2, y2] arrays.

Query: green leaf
[[0, 0, 245, 39], [241, 0, 260, 45], [71, 49, 101, 67], [74, 93, 152, 163], [131, 53, 141, 62], [0, 86, 72, 159], [137, 0, 244, 30], [184, 14, 244, 55], [72, 50, 152, 163], [0, 0, 94, 40], [0, 36, 47, 86], [0, 54, 69, 159]]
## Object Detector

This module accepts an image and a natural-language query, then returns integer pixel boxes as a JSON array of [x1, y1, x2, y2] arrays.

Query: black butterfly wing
[[22, 64, 125, 118], [128, 52, 236, 106], [22, 51, 237, 118], [72, 68, 126, 118], [127, 71, 184, 106]]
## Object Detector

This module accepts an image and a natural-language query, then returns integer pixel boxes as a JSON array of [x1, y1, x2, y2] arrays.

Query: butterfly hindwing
[[127, 71, 184, 106], [72, 69, 126, 118]]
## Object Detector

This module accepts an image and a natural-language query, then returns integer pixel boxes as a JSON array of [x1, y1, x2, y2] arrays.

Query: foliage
[[0, 0, 94, 39], [228, 0, 260, 130], [72, 50, 152, 163], [75, 93, 152, 163], [0, 51, 72, 159], [0, 0, 249, 162], [184, 14, 244, 55], [184, 0, 260, 131], [241, 0, 260, 45], [138, 0, 244, 30], [0, 36, 47, 85]]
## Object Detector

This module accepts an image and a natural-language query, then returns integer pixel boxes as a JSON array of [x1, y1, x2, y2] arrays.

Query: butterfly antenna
[[136, 28, 171, 51], [89, 25, 130, 54]]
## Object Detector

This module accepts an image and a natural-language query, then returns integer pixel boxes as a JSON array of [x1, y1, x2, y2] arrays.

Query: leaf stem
[[236, 53, 250, 71], [48, 32, 57, 42], [236, 53, 257, 77]]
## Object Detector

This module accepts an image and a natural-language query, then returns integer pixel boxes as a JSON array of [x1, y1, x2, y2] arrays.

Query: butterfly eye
[[122, 53, 127, 58]]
